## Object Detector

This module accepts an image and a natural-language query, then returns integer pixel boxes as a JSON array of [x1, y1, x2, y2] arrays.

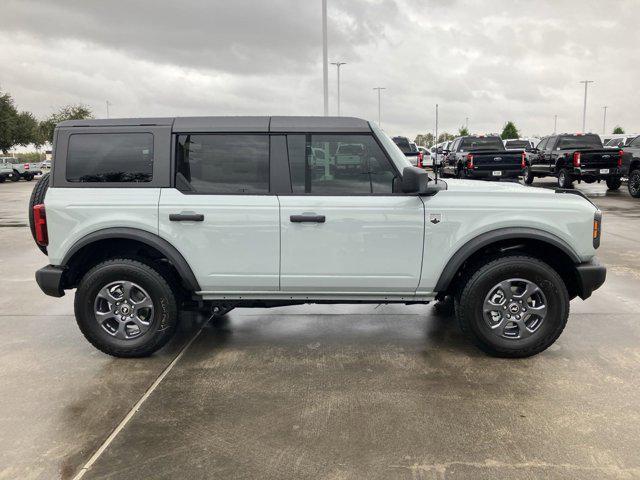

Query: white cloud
[[1, 0, 638, 140]]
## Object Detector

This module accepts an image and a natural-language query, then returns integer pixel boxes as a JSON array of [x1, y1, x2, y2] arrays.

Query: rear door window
[[66, 133, 154, 182], [176, 134, 269, 194]]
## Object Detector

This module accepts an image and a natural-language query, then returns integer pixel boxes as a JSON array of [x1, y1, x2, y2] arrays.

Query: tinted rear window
[[176, 134, 269, 194], [460, 137, 504, 150], [556, 135, 602, 149], [66, 133, 153, 182], [392, 137, 411, 154], [505, 140, 530, 148]]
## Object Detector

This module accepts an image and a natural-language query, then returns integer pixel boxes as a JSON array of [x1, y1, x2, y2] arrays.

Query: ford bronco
[[31, 116, 606, 358]]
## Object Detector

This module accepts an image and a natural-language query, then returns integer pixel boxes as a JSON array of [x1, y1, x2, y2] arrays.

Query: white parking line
[[72, 324, 206, 480]]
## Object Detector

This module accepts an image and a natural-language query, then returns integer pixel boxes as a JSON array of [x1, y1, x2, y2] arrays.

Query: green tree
[[414, 132, 435, 147], [0, 90, 41, 154], [458, 126, 469, 136], [612, 126, 625, 134], [437, 132, 455, 143], [40, 104, 93, 144], [501, 121, 519, 139]]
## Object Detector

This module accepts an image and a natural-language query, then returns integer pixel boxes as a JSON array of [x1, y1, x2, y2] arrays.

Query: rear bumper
[[35, 265, 66, 297], [575, 259, 606, 300], [465, 168, 522, 179], [572, 167, 621, 178]]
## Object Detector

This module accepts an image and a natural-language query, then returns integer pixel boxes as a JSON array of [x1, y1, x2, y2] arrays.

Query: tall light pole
[[106, 100, 112, 119], [554, 114, 558, 134], [331, 62, 346, 116], [579, 80, 594, 133], [373, 87, 386, 127], [465, 116, 469, 130], [602, 106, 608, 135], [322, 0, 329, 116], [435, 104, 439, 170]]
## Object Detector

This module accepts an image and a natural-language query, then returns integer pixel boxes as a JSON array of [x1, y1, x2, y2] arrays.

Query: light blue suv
[[30, 116, 605, 358]]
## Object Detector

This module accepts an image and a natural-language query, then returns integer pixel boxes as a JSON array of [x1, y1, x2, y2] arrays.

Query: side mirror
[[401, 166, 429, 194]]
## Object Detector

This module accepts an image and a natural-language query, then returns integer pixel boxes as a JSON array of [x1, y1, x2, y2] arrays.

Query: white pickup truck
[[30, 116, 606, 359], [0, 156, 42, 181]]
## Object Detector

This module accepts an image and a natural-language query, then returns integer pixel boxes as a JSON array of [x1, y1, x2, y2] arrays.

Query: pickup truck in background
[[441, 135, 525, 180], [0, 157, 42, 181], [523, 134, 623, 189], [392, 136, 424, 168], [0, 162, 14, 182], [620, 135, 640, 197]]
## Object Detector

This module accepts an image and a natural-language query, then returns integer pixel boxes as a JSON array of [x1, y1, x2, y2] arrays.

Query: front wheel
[[74, 258, 179, 357], [10, 171, 20, 182], [628, 169, 640, 198], [455, 255, 569, 358], [557, 168, 573, 189], [522, 166, 534, 185], [606, 176, 622, 191]]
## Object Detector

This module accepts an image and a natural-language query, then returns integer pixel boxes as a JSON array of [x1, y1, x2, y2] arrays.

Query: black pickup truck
[[620, 135, 640, 197], [523, 133, 623, 189], [441, 135, 524, 180]]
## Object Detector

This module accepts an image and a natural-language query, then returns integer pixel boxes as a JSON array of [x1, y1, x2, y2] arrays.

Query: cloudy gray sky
[[1, 0, 638, 139]]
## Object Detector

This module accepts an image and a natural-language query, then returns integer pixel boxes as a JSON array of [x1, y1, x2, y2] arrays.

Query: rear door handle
[[169, 213, 204, 222], [290, 214, 326, 223]]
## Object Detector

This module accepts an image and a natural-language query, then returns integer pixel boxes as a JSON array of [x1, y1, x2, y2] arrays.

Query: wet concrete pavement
[[1, 178, 639, 479]]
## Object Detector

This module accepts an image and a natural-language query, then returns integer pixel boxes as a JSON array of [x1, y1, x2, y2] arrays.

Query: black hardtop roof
[[57, 116, 371, 133]]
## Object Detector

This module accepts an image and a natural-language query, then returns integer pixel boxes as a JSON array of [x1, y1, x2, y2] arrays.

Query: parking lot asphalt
[[1, 178, 639, 480]]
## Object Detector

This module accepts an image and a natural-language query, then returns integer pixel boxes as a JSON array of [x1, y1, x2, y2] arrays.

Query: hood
[[441, 179, 554, 194]]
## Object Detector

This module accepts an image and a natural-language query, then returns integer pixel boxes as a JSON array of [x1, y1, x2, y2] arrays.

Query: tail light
[[33, 204, 48, 246], [417, 152, 424, 168], [24, 163, 30, 170], [521, 152, 526, 169], [618, 150, 624, 167], [466, 153, 474, 169], [573, 152, 581, 167]]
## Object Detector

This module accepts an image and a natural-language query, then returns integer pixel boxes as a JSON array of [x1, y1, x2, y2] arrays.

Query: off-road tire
[[28, 172, 50, 255], [0, 176, 5, 183], [606, 176, 622, 191], [456, 255, 569, 358], [11, 170, 20, 181], [628, 169, 640, 198], [24, 173, 34, 181], [557, 168, 573, 189], [522, 166, 534, 185], [74, 258, 179, 358]]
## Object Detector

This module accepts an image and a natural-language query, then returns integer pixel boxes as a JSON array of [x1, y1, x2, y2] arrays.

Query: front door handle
[[290, 214, 326, 223], [169, 213, 204, 222]]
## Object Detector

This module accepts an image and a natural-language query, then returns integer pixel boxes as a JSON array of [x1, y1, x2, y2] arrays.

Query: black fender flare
[[61, 227, 201, 291], [433, 227, 581, 292]]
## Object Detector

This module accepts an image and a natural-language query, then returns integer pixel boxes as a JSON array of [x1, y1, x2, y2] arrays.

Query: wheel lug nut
[[506, 314, 511, 319], [503, 306, 507, 310], [516, 315, 520, 320]]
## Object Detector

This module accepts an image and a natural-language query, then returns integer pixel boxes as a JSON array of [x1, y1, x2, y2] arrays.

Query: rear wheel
[[522, 166, 534, 185], [11, 170, 20, 182], [456, 255, 569, 358], [24, 173, 34, 181], [628, 169, 640, 198], [0, 176, 5, 183], [74, 258, 179, 357], [557, 168, 573, 189], [606, 176, 622, 191]]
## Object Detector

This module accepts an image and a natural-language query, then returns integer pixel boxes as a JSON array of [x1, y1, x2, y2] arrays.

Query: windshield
[[371, 123, 412, 171], [505, 140, 530, 148], [460, 137, 504, 151], [557, 135, 602, 149]]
